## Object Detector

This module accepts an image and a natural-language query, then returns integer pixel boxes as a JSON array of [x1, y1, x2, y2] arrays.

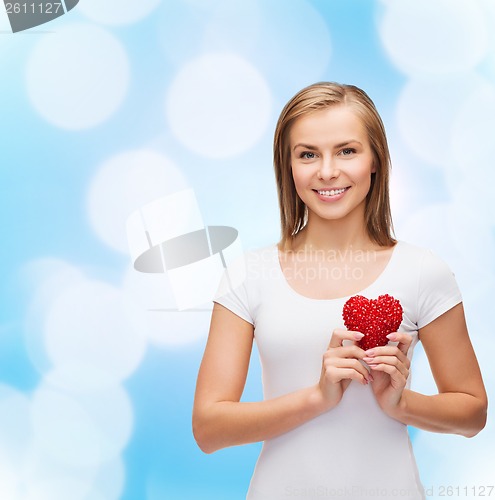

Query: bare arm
[[192, 303, 369, 453], [388, 303, 487, 437]]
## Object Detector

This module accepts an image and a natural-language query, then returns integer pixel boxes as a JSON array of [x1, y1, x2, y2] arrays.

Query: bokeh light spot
[[166, 53, 272, 159], [87, 149, 189, 254], [379, 0, 488, 76], [78, 0, 160, 26], [26, 23, 129, 129]]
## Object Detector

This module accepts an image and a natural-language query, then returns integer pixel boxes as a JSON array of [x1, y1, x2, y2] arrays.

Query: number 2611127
[[5, 3, 63, 14]]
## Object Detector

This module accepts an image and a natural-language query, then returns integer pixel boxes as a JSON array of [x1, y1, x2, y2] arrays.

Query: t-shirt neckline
[[273, 240, 402, 302]]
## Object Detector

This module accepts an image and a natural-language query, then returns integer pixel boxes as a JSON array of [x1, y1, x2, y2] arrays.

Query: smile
[[314, 188, 348, 197]]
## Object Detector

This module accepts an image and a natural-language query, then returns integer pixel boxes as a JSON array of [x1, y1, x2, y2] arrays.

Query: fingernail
[[363, 357, 374, 363], [365, 349, 375, 356], [386, 333, 397, 341], [368, 373, 374, 382], [353, 332, 365, 340]]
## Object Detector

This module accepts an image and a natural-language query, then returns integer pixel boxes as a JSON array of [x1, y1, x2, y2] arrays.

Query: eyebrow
[[292, 140, 362, 151], [292, 143, 317, 151]]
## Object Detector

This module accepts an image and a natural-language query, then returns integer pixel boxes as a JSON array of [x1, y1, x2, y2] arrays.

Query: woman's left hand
[[362, 332, 412, 417]]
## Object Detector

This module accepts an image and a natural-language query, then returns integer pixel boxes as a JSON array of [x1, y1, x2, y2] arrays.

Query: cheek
[[291, 165, 303, 188], [355, 160, 375, 184], [291, 168, 309, 200]]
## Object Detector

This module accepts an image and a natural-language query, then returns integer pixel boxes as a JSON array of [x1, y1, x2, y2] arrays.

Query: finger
[[328, 328, 364, 349], [363, 345, 410, 369], [386, 332, 412, 356], [324, 366, 369, 385], [325, 345, 367, 360], [365, 356, 409, 378], [368, 363, 408, 388], [327, 357, 371, 380]]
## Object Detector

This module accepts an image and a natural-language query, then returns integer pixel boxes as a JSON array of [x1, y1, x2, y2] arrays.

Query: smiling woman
[[289, 106, 375, 228], [274, 83, 394, 251], [193, 82, 487, 500]]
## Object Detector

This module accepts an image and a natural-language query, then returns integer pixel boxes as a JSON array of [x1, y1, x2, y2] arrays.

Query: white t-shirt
[[214, 241, 462, 500]]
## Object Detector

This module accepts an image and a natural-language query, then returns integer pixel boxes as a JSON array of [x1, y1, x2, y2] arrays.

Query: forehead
[[289, 105, 368, 145]]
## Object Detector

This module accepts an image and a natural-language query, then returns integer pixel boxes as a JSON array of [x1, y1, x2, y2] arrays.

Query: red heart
[[342, 294, 403, 350]]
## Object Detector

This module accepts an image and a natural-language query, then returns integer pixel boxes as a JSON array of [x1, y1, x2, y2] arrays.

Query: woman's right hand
[[317, 328, 370, 408]]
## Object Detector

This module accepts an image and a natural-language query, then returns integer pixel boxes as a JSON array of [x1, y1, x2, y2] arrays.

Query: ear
[[371, 162, 377, 174]]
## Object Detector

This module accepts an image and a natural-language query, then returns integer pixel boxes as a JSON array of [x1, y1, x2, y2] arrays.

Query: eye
[[340, 148, 356, 156], [300, 151, 317, 159]]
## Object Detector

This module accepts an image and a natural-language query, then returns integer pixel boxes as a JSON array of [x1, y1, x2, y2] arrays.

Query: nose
[[317, 156, 339, 180]]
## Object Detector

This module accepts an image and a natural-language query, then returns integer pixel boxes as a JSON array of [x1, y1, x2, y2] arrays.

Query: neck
[[292, 206, 374, 253]]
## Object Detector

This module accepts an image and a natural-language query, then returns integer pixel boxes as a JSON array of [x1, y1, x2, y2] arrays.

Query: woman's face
[[289, 105, 375, 224]]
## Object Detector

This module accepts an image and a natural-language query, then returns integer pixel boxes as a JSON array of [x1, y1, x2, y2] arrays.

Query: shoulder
[[390, 239, 460, 301], [395, 240, 455, 270], [240, 243, 278, 275], [245, 243, 278, 261], [393, 240, 455, 275], [394, 240, 433, 261], [217, 243, 277, 293], [213, 243, 277, 325], [393, 241, 462, 328]]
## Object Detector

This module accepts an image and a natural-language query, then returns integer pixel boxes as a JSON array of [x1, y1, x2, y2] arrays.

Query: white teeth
[[317, 188, 346, 196]]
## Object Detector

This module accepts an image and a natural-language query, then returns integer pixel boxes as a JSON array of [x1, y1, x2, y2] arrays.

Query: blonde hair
[[273, 82, 395, 250]]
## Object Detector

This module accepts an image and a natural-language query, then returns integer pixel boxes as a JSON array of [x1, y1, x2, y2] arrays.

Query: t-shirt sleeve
[[416, 250, 462, 329], [213, 256, 254, 325]]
